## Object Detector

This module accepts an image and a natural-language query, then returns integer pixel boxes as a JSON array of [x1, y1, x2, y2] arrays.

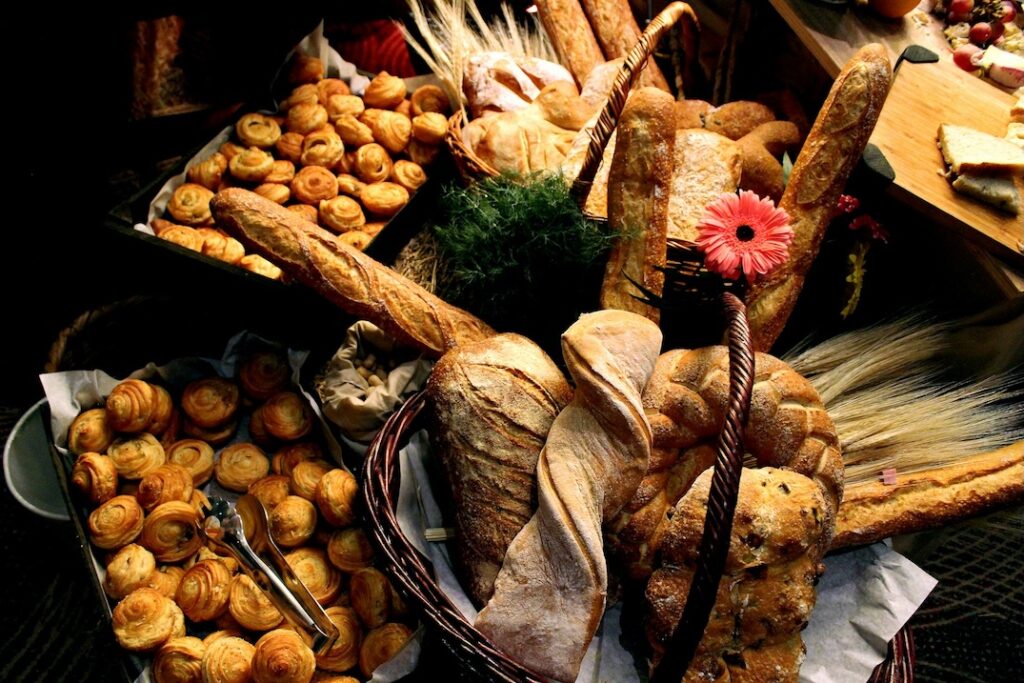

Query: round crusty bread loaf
[[607, 346, 843, 580]]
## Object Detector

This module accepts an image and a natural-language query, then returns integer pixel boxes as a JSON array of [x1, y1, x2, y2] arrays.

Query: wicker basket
[[445, 1, 699, 196], [363, 293, 756, 681]]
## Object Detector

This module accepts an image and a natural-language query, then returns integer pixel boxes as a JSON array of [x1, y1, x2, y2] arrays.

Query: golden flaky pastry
[[181, 377, 240, 429], [276, 132, 305, 164], [106, 379, 157, 433], [291, 165, 339, 205], [270, 495, 318, 548], [71, 452, 119, 505], [390, 160, 427, 193], [229, 146, 275, 182], [187, 152, 228, 190], [168, 183, 215, 226], [254, 182, 291, 205], [215, 442, 271, 492], [288, 102, 329, 135], [252, 629, 316, 683], [262, 392, 313, 441], [239, 350, 290, 400], [158, 225, 204, 252], [335, 114, 374, 148], [248, 475, 292, 511], [372, 111, 412, 154], [137, 463, 194, 511], [286, 203, 319, 223], [196, 228, 245, 265], [182, 416, 238, 446], [411, 112, 447, 146], [69, 408, 115, 455], [104, 543, 157, 600], [146, 565, 185, 599], [239, 254, 284, 280], [363, 72, 407, 109], [236, 113, 282, 148], [153, 636, 206, 683], [176, 559, 232, 622], [353, 143, 392, 184], [285, 547, 342, 606], [228, 574, 283, 631], [289, 55, 324, 84], [165, 439, 215, 486], [335, 173, 365, 198], [350, 567, 391, 629], [201, 636, 255, 683], [266, 159, 297, 185], [359, 623, 411, 678], [326, 527, 374, 573], [318, 196, 366, 233], [289, 460, 331, 501], [410, 84, 450, 117], [301, 128, 345, 168], [317, 606, 362, 672], [141, 501, 202, 563], [360, 182, 408, 217], [318, 78, 350, 105], [272, 443, 322, 476], [112, 587, 186, 653], [315, 469, 358, 527], [107, 433, 166, 480]]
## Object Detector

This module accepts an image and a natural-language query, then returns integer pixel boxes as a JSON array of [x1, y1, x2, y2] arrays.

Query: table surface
[[768, 0, 1024, 294]]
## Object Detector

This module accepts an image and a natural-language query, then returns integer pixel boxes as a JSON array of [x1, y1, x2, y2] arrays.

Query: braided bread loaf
[[475, 310, 662, 682], [607, 347, 843, 580]]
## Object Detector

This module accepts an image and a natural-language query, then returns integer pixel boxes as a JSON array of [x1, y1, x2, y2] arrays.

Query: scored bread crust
[[602, 87, 676, 322], [745, 44, 893, 352], [534, 0, 606, 86], [427, 334, 572, 606], [212, 188, 495, 357], [579, 0, 670, 91], [833, 442, 1024, 548], [474, 310, 662, 682]]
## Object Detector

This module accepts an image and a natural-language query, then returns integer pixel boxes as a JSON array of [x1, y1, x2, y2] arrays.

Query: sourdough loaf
[[427, 334, 572, 606]]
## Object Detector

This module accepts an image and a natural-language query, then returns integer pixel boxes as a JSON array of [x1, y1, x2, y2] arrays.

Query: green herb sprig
[[432, 172, 617, 348]]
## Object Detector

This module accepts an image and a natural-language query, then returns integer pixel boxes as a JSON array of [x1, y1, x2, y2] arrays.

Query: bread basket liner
[[39, 330, 425, 683]]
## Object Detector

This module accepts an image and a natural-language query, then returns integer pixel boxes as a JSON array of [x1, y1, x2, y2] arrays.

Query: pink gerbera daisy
[[695, 190, 794, 282]]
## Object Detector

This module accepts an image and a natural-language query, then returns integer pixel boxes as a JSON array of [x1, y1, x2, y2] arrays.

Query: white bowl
[[3, 398, 70, 521]]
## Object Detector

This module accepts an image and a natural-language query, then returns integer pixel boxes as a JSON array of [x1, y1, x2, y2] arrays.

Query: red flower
[[696, 190, 794, 282], [849, 214, 889, 243], [837, 194, 860, 214]]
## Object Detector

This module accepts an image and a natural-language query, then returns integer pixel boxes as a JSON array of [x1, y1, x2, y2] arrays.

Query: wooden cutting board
[[870, 57, 1023, 265]]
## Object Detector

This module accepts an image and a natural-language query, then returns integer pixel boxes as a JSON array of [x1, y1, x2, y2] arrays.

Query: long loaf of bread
[[832, 442, 1024, 548], [211, 189, 495, 357], [474, 310, 662, 682], [427, 334, 572, 606], [745, 44, 892, 351], [580, 0, 670, 91], [534, 0, 606, 86], [602, 87, 675, 322]]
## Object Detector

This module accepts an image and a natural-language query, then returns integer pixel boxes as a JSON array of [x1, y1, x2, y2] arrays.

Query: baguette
[[211, 189, 495, 357], [832, 442, 1024, 548], [580, 0, 670, 91], [428, 334, 572, 606], [745, 44, 892, 351], [601, 87, 675, 322], [534, 0, 606, 86], [475, 310, 662, 682]]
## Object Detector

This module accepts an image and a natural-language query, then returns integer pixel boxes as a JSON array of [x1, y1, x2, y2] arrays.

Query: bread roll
[[534, 0, 605, 85], [428, 334, 572, 605], [602, 87, 675, 323], [475, 311, 662, 682], [211, 188, 495, 357], [666, 129, 742, 242], [745, 44, 892, 351]]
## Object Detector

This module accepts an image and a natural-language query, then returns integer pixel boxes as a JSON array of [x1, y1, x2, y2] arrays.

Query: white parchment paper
[[395, 431, 938, 683], [40, 331, 422, 683]]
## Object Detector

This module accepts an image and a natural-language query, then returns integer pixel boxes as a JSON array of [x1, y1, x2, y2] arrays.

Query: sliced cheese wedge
[[938, 123, 1024, 176], [951, 173, 1021, 215]]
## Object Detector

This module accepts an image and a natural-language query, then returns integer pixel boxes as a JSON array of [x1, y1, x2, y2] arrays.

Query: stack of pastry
[[151, 52, 450, 278], [66, 347, 413, 682]]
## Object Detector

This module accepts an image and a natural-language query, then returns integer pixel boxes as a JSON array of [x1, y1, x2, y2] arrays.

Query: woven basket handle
[[569, 1, 699, 207], [650, 291, 755, 683]]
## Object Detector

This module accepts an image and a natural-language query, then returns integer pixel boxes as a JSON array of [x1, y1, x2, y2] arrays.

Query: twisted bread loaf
[[608, 347, 842, 580], [646, 467, 829, 681], [475, 310, 662, 682], [428, 334, 572, 606], [211, 189, 495, 357]]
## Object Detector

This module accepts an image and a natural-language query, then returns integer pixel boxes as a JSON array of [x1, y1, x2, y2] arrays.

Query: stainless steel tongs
[[199, 494, 338, 654]]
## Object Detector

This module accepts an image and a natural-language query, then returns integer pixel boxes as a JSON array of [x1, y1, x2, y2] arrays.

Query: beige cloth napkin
[[317, 321, 433, 443]]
